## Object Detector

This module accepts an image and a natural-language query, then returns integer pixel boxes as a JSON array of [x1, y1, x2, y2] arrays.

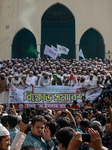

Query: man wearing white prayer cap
[[104, 73, 112, 85], [12, 74, 21, 86], [0, 73, 8, 104], [79, 75, 89, 86], [26, 71, 36, 86], [97, 75, 102, 86], [88, 74, 97, 86], [0, 124, 10, 150], [40, 72, 50, 86]]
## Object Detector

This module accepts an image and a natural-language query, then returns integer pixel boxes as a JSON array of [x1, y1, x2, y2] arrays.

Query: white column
[[37, 44, 41, 58], [76, 44, 79, 60]]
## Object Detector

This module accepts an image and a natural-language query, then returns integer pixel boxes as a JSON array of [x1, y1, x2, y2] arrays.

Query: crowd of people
[[0, 57, 112, 150], [0, 94, 112, 150], [0, 57, 112, 103], [0, 57, 112, 88]]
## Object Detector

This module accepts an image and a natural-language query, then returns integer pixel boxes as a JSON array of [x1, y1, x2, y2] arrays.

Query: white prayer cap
[[83, 71, 86, 73], [101, 74, 104, 77], [90, 74, 93, 76], [2, 113, 8, 117], [77, 75, 81, 77], [91, 71, 94, 73], [9, 75, 12, 78], [45, 72, 49, 75], [23, 75, 26, 77], [38, 74, 41, 76], [63, 74, 67, 77], [106, 73, 111, 77], [81, 75, 86, 79], [29, 71, 33, 74], [1, 73, 5, 76], [0, 124, 9, 136], [97, 75, 101, 77], [15, 74, 18, 77], [74, 70, 77, 72]]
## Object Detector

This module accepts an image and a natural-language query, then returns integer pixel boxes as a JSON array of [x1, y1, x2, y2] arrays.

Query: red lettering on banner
[[11, 88, 17, 91], [13, 103, 73, 110]]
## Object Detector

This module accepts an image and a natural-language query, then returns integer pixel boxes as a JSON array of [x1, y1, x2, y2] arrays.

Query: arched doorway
[[12, 28, 37, 59], [79, 28, 105, 59], [41, 3, 75, 59]]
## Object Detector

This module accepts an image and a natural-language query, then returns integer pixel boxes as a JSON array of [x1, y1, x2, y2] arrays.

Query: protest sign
[[9, 85, 101, 110]]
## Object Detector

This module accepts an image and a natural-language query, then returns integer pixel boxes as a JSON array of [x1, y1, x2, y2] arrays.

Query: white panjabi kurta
[[26, 76, 36, 86]]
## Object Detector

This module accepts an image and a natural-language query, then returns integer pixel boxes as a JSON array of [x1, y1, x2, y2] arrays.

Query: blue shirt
[[21, 132, 54, 150], [9, 128, 19, 145], [76, 126, 84, 134]]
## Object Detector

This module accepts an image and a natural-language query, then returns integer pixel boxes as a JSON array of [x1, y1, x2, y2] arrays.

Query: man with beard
[[88, 74, 97, 86], [40, 72, 50, 86], [26, 71, 36, 86], [52, 74, 62, 85], [79, 96, 86, 110], [21, 115, 54, 150], [104, 73, 112, 85], [7, 75, 13, 87], [12, 74, 21, 86], [0, 124, 10, 150], [79, 75, 89, 86], [0, 73, 8, 104], [62, 74, 69, 86]]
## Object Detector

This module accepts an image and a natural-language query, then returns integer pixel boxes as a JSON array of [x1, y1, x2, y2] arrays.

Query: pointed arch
[[41, 3, 75, 59], [12, 28, 37, 59], [79, 28, 105, 59]]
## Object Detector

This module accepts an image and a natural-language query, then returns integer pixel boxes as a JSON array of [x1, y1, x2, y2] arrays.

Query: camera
[[92, 83, 112, 111], [82, 133, 91, 142]]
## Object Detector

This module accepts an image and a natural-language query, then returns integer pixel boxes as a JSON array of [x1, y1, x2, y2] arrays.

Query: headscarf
[[69, 73, 76, 81]]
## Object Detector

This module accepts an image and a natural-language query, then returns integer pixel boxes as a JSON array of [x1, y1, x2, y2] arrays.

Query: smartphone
[[82, 134, 91, 142], [22, 116, 30, 124], [36, 105, 40, 109], [10, 103, 13, 108]]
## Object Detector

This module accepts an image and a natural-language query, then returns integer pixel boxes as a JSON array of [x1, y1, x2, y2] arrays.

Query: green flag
[[27, 44, 39, 58]]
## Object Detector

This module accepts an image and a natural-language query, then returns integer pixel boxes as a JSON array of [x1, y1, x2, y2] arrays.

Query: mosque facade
[[0, 0, 112, 60]]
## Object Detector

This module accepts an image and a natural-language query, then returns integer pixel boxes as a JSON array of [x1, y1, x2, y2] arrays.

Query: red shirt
[[71, 104, 79, 109]]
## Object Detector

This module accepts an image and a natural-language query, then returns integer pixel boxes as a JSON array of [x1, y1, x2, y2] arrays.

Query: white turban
[[0, 124, 9, 136]]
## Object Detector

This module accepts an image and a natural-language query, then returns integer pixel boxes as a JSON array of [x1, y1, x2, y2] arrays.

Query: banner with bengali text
[[9, 85, 102, 110]]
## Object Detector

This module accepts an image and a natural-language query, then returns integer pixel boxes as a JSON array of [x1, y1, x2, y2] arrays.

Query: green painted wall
[[41, 3, 75, 59], [79, 28, 105, 59], [12, 29, 37, 59]]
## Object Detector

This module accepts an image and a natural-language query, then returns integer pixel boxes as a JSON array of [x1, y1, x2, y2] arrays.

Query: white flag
[[57, 44, 69, 55], [44, 45, 58, 60], [51, 45, 61, 57], [78, 49, 85, 59], [51, 45, 57, 51]]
